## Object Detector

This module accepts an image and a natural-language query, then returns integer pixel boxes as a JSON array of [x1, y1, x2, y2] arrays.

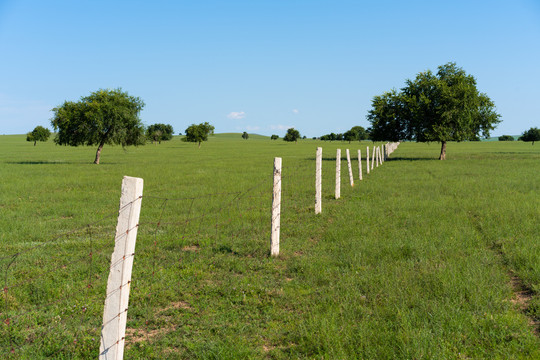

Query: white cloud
[[292, 109, 299, 114], [227, 111, 246, 120], [270, 124, 293, 131]]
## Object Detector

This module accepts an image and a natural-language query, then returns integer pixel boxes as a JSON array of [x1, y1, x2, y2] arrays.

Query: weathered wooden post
[[100, 176, 144, 360], [335, 149, 341, 199], [315, 147, 322, 214], [375, 146, 380, 167], [366, 146, 370, 174], [271, 157, 282, 257], [358, 149, 363, 180], [371, 146, 375, 170], [346, 149, 354, 187]]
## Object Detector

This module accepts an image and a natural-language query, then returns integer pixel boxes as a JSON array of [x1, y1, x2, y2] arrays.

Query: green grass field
[[1, 135, 539, 359]]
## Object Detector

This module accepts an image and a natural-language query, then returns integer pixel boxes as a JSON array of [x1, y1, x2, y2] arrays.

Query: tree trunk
[[94, 142, 104, 164], [34, 141, 36, 146], [198, 141, 201, 148], [439, 141, 447, 160]]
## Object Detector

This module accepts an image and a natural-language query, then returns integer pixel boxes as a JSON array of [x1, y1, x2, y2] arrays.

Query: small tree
[[519, 127, 540, 145], [26, 126, 51, 146], [183, 122, 215, 147], [283, 128, 300, 143], [242, 132, 249, 140], [343, 130, 356, 143], [270, 134, 279, 140], [147, 123, 174, 144], [349, 126, 368, 140], [498, 135, 514, 141], [51, 88, 145, 164]]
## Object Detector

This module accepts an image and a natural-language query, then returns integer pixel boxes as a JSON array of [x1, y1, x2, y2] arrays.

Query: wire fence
[[0, 143, 399, 358]]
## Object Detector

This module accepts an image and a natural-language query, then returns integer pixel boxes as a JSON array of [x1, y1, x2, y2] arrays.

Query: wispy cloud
[[246, 125, 260, 131], [227, 111, 246, 120], [270, 124, 293, 131], [292, 109, 299, 114]]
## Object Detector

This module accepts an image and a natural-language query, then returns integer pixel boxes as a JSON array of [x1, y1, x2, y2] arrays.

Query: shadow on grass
[[6, 160, 120, 165], [386, 157, 437, 161], [304, 157, 436, 162]]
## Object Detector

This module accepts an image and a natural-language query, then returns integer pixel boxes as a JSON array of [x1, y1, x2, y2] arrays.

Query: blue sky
[[1, 0, 539, 137]]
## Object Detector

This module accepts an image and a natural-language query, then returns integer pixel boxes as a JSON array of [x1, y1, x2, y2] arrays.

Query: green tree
[[242, 132, 249, 140], [26, 125, 51, 146], [283, 128, 300, 143], [343, 130, 356, 143], [147, 123, 174, 144], [368, 63, 501, 159], [270, 134, 279, 140], [349, 126, 368, 141], [51, 88, 145, 164], [498, 135, 514, 141], [519, 127, 540, 145], [183, 122, 215, 147]]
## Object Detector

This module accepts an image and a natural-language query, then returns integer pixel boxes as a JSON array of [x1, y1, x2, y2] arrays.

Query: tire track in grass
[[469, 211, 539, 336]]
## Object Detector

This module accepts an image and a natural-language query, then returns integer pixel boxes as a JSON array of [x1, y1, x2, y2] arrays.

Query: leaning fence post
[[335, 149, 341, 199], [100, 176, 144, 360], [271, 157, 282, 257], [346, 149, 354, 187], [315, 147, 322, 214], [358, 149, 363, 180], [366, 146, 370, 174], [375, 146, 380, 167]]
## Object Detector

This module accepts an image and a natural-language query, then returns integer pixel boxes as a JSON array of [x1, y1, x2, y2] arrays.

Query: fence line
[[1, 142, 400, 357]]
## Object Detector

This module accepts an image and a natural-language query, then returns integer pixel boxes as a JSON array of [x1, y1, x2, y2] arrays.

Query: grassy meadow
[[0, 134, 539, 359]]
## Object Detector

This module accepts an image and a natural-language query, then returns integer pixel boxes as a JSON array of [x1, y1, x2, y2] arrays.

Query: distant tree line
[[320, 126, 368, 142], [27, 86, 537, 165]]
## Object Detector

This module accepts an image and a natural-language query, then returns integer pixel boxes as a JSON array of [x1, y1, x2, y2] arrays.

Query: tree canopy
[[26, 126, 51, 146], [242, 132, 249, 140], [270, 134, 279, 140], [367, 62, 501, 159], [498, 135, 514, 141], [183, 122, 215, 147], [147, 123, 174, 144], [283, 128, 301, 142], [519, 127, 540, 145], [51, 88, 145, 164]]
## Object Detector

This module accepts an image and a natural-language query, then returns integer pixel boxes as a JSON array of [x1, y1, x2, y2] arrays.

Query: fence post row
[[315, 147, 322, 214], [335, 149, 341, 199], [100, 176, 144, 360], [358, 149, 363, 181], [271, 157, 282, 257], [346, 149, 354, 187]]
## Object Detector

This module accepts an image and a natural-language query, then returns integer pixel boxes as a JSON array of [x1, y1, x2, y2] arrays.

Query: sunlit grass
[[0, 135, 539, 358]]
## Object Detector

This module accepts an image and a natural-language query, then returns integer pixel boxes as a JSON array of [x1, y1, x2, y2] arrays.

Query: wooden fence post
[[375, 146, 380, 167], [315, 147, 322, 214], [358, 149, 363, 180], [366, 146, 370, 174], [271, 157, 282, 257], [100, 176, 144, 360], [346, 149, 354, 187], [335, 149, 341, 199], [371, 146, 375, 170]]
